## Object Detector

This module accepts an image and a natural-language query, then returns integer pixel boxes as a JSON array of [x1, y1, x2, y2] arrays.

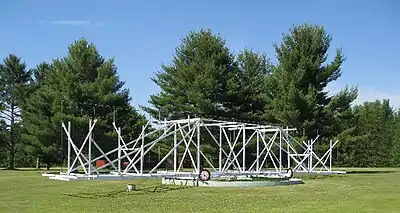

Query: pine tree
[[392, 110, 400, 166], [142, 29, 238, 120], [266, 24, 358, 140], [231, 49, 271, 122], [22, 38, 147, 169], [346, 100, 396, 167], [0, 54, 32, 169]]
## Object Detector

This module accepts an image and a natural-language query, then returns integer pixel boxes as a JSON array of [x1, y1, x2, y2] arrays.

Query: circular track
[[199, 169, 211, 181]]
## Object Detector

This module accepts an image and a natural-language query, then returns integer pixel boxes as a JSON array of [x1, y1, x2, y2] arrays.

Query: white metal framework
[[44, 117, 345, 181]]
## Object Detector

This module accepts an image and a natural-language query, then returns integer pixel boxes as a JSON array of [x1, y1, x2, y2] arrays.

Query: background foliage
[[1, 24, 399, 169]]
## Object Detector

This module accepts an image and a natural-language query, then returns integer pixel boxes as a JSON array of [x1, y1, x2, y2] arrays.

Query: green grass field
[[0, 168, 399, 213]]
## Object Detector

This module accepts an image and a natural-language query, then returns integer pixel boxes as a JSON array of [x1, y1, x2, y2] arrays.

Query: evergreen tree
[[231, 49, 271, 122], [346, 100, 396, 167], [142, 29, 237, 120], [266, 24, 358, 140], [0, 119, 7, 167], [0, 54, 32, 169], [22, 39, 147, 169], [392, 110, 400, 166]]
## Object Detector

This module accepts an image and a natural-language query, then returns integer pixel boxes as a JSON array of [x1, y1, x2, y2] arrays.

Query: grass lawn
[[0, 168, 399, 213]]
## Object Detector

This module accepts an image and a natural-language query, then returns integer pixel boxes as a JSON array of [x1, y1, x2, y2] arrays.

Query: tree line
[[0, 23, 399, 169]]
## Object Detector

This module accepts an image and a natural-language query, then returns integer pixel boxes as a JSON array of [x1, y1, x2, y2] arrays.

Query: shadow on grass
[[0, 168, 112, 174], [1, 168, 45, 172], [62, 185, 192, 199], [294, 174, 345, 180], [294, 170, 399, 180], [345, 170, 398, 174]]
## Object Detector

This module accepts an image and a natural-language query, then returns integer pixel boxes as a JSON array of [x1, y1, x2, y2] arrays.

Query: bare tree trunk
[[8, 103, 15, 169], [36, 157, 40, 169], [7, 148, 15, 169]]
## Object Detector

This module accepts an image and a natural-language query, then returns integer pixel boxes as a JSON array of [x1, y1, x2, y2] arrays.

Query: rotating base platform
[[161, 177, 304, 187]]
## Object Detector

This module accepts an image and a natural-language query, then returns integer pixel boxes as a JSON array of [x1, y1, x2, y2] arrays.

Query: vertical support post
[[307, 139, 311, 172], [279, 128, 282, 173], [164, 118, 167, 136], [197, 122, 200, 174], [140, 125, 144, 174], [188, 116, 191, 172], [174, 123, 177, 173], [67, 121, 71, 173], [256, 129, 259, 171], [118, 127, 121, 174], [310, 139, 313, 172], [286, 127, 290, 169], [242, 125, 246, 172], [329, 139, 332, 172], [262, 131, 266, 169], [219, 125, 222, 172], [188, 115, 191, 131], [88, 119, 92, 175]]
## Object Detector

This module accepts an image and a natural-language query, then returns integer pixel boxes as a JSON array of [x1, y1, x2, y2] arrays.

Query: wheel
[[286, 168, 293, 178], [199, 169, 211, 181]]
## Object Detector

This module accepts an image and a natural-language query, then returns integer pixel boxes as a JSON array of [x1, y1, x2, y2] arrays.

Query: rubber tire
[[199, 169, 211, 181], [286, 168, 293, 178]]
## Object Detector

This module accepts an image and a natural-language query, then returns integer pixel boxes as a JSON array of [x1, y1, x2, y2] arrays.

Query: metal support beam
[[55, 117, 345, 182]]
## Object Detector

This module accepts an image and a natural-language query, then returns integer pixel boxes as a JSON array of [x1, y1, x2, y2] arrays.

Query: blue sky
[[1, 0, 400, 116]]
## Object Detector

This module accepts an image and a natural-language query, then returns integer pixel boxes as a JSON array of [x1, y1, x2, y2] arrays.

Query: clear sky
[[1, 0, 399, 116]]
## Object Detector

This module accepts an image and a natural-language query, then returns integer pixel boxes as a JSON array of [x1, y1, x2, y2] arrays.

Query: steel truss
[[44, 117, 345, 181]]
